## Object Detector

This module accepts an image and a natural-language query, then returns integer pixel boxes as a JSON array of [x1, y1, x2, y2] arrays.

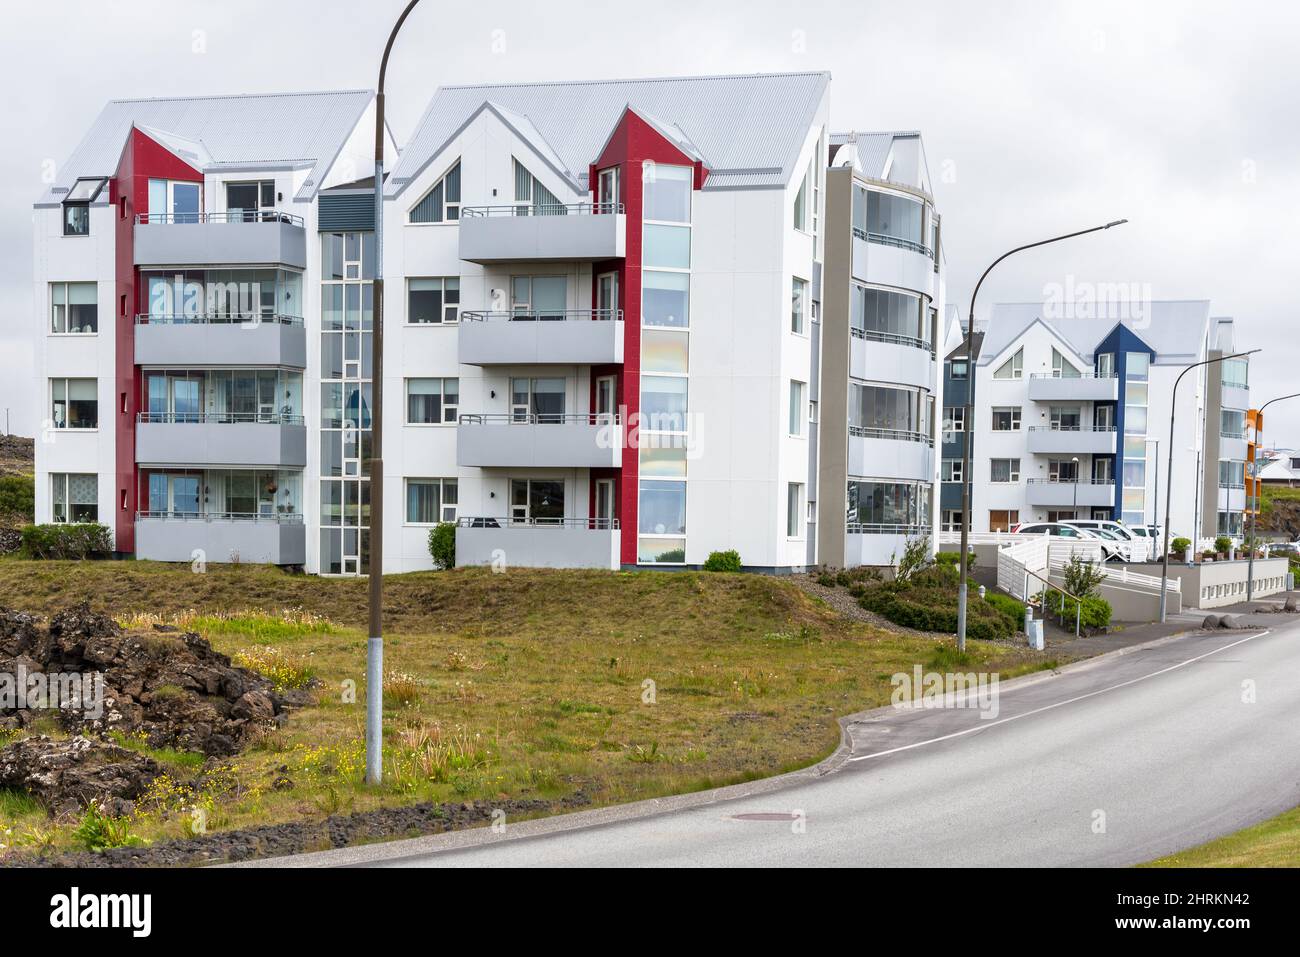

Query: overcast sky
[[1, 0, 1296, 444]]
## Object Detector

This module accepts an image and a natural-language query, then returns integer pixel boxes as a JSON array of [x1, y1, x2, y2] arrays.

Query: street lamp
[[367, 0, 423, 786], [1158, 348, 1261, 622], [1246, 391, 1300, 600], [957, 219, 1128, 650]]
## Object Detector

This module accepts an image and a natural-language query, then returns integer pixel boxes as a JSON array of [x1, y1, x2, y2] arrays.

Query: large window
[[642, 271, 689, 327], [511, 377, 565, 422], [406, 378, 459, 424], [144, 269, 303, 323], [407, 278, 460, 324], [510, 276, 566, 319], [991, 406, 1022, 431], [50, 378, 97, 429], [225, 180, 276, 220], [852, 186, 926, 252], [990, 458, 1021, 483], [993, 348, 1023, 379], [941, 459, 963, 482], [851, 383, 929, 439], [1051, 348, 1081, 378], [1218, 460, 1246, 489], [850, 285, 926, 346], [1221, 358, 1249, 390], [643, 164, 692, 223], [409, 160, 461, 223], [51, 473, 97, 523], [847, 480, 929, 529], [943, 406, 966, 434], [642, 376, 688, 431], [512, 158, 562, 215], [406, 478, 458, 524], [512, 479, 564, 524], [50, 282, 98, 334], [147, 178, 201, 222], [1220, 409, 1247, 439], [989, 510, 1020, 533]]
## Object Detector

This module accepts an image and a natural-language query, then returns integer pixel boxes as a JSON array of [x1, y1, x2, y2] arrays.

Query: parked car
[[1063, 519, 1147, 560], [1013, 521, 1127, 562]]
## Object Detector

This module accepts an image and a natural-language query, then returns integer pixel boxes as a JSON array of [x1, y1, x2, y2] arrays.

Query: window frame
[[404, 377, 460, 425], [786, 482, 804, 539], [791, 276, 808, 336], [990, 458, 1021, 483], [49, 281, 99, 336], [993, 348, 1024, 380], [406, 276, 461, 325], [991, 406, 1022, 432], [50, 472, 99, 524], [788, 380, 806, 437], [404, 477, 459, 526], [408, 159, 462, 224], [50, 377, 99, 431]]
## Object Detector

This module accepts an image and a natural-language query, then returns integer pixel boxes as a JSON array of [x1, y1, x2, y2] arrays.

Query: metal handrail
[[850, 326, 933, 353], [851, 226, 934, 259], [135, 210, 305, 227], [461, 202, 624, 218], [1026, 477, 1115, 485], [136, 412, 305, 425], [1219, 430, 1248, 440], [135, 313, 304, 326], [1022, 565, 1083, 637], [456, 516, 620, 530], [136, 511, 304, 524], [460, 309, 623, 322], [458, 412, 620, 426], [1028, 424, 1117, 432], [845, 522, 929, 535], [849, 425, 934, 446], [1027, 371, 1118, 380]]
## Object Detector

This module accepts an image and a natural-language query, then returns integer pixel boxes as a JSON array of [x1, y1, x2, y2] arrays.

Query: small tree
[[702, 549, 742, 572], [1062, 554, 1105, 599], [428, 522, 456, 570], [894, 535, 931, 584]]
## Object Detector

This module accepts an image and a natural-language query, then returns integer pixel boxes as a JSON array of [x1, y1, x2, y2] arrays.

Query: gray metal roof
[[978, 301, 1214, 367], [388, 71, 830, 197], [830, 130, 927, 190], [37, 89, 374, 206]]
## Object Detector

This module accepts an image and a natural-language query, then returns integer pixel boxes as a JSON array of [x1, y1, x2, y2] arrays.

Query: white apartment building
[[968, 302, 1250, 544]]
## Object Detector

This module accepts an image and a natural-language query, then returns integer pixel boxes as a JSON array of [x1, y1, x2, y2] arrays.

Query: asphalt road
[[266, 622, 1300, 868]]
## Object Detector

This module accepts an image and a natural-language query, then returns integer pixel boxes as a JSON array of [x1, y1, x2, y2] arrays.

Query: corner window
[[51, 282, 98, 334], [405, 478, 458, 524], [409, 160, 461, 223], [51, 378, 98, 429], [407, 277, 460, 324], [51, 473, 98, 523]]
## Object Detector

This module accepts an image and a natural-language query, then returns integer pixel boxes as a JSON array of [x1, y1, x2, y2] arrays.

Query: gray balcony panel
[[459, 213, 626, 264], [135, 320, 306, 368], [135, 517, 305, 565], [136, 420, 307, 468], [850, 233, 934, 296], [1026, 428, 1117, 455], [849, 334, 934, 390], [457, 316, 624, 366], [457, 419, 622, 469], [134, 219, 307, 268], [1027, 375, 1119, 402], [847, 433, 933, 482], [1025, 481, 1115, 508], [455, 524, 619, 569]]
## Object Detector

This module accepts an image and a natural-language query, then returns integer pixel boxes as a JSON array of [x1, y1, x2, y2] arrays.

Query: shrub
[[816, 572, 837, 587], [428, 522, 456, 570], [72, 801, 145, 852], [1171, 536, 1191, 554], [702, 549, 742, 572], [1061, 554, 1106, 599], [857, 567, 1017, 641], [894, 535, 931, 584], [1041, 590, 1112, 632], [984, 591, 1026, 623], [0, 474, 34, 520], [1214, 535, 1233, 556], [934, 550, 976, 569], [20, 523, 112, 560]]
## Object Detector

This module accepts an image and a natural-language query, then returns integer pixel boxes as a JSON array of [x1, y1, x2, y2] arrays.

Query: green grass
[[1143, 805, 1300, 867]]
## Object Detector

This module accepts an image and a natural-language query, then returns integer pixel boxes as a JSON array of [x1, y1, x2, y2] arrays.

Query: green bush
[[0, 474, 34, 520], [1040, 590, 1112, 631], [71, 801, 145, 852], [1214, 535, 1233, 555], [1061, 554, 1106, 599], [1170, 536, 1191, 555], [857, 567, 1017, 641], [984, 591, 1026, 623], [20, 523, 112, 560], [428, 522, 456, 570], [816, 572, 837, 587], [702, 549, 742, 572], [934, 550, 976, 569]]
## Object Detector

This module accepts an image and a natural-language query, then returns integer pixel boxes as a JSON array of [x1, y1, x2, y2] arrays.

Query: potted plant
[[1214, 535, 1233, 561], [1171, 536, 1191, 562]]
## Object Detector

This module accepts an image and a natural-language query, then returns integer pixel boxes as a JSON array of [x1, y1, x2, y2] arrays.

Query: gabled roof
[[979, 301, 1213, 366], [37, 89, 375, 206], [830, 130, 930, 194], [388, 71, 830, 197]]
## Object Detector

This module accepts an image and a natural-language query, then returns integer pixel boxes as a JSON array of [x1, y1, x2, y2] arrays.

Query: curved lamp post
[[957, 219, 1128, 650], [1246, 391, 1300, 600], [367, 0, 423, 786], [1157, 348, 1260, 623]]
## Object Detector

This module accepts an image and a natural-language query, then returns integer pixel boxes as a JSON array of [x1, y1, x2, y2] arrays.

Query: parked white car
[[1012, 521, 1128, 562], [1063, 520, 1148, 560]]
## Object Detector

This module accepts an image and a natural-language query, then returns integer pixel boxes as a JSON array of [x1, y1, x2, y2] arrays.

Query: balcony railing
[[136, 511, 304, 524], [846, 522, 930, 535], [461, 202, 624, 218], [1027, 372, 1117, 380], [137, 412, 305, 426], [456, 516, 620, 530], [850, 326, 933, 354], [136, 313, 303, 326], [1027, 478, 1116, 486], [135, 211, 305, 227], [849, 425, 934, 447], [852, 226, 933, 259], [461, 309, 623, 322], [1220, 431, 1248, 441], [458, 412, 620, 426], [1028, 425, 1117, 433]]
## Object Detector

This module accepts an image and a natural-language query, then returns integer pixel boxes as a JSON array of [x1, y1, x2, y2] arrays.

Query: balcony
[[134, 212, 307, 269], [1026, 426, 1117, 455], [847, 427, 934, 482], [455, 517, 620, 570], [849, 329, 934, 390], [1027, 373, 1118, 402], [850, 228, 935, 296], [134, 315, 306, 368], [458, 310, 624, 366], [135, 512, 305, 565], [1025, 478, 1116, 508], [844, 523, 931, 567], [1219, 432, 1248, 461], [456, 413, 622, 469], [136, 413, 307, 468], [458, 204, 626, 264]]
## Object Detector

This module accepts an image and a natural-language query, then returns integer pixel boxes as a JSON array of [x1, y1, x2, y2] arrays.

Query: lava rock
[[0, 735, 160, 817]]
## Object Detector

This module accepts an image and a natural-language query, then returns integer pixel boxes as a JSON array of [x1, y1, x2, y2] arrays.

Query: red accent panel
[[591, 109, 703, 565], [111, 128, 204, 554]]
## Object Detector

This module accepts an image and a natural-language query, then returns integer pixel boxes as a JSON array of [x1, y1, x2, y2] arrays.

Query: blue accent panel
[[1095, 323, 1156, 520]]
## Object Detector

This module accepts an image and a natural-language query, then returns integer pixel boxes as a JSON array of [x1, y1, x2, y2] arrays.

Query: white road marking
[[848, 630, 1271, 762]]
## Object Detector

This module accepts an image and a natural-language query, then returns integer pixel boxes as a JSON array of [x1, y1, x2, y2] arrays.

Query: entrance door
[[597, 272, 619, 320], [595, 479, 615, 529], [595, 375, 616, 425], [597, 167, 619, 212]]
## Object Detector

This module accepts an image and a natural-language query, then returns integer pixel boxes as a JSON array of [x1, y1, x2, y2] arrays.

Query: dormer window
[[993, 347, 1023, 380], [62, 177, 106, 236]]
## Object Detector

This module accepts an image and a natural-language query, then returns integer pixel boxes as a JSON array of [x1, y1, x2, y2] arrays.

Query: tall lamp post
[[1246, 391, 1300, 600], [957, 219, 1128, 650], [367, 0, 423, 786], [1158, 348, 1260, 622]]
